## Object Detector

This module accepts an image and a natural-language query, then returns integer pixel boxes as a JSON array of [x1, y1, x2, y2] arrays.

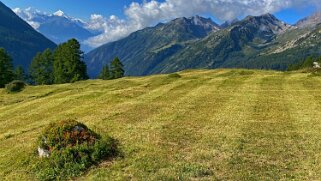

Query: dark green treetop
[[110, 57, 124, 79], [30, 48, 54, 85], [0, 48, 14, 87], [99, 64, 111, 80], [14, 65, 26, 81], [53, 39, 88, 84]]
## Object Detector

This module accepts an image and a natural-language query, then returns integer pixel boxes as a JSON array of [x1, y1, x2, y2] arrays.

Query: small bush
[[5, 80, 26, 93], [307, 68, 321, 76], [168, 73, 181, 78], [33, 120, 118, 180], [238, 70, 254, 76]]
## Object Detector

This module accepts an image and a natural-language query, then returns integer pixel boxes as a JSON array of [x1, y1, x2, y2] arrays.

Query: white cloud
[[84, 14, 139, 47], [13, 7, 42, 29]]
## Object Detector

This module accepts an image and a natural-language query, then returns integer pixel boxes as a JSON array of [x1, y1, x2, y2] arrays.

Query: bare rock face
[[73, 125, 85, 132], [313, 62, 320, 69], [241, 13, 292, 35], [221, 18, 239, 28], [296, 11, 321, 28]]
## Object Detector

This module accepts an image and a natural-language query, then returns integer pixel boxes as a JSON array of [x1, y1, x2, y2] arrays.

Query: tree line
[[0, 38, 124, 88], [288, 55, 321, 71]]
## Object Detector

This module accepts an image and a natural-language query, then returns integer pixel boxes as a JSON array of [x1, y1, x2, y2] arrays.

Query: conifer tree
[[99, 64, 111, 80], [110, 57, 124, 79], [15, 65, 26, 81], [53, 39, 88, 84], [30, 49, 54, 85], [0, 48, 14, 87]]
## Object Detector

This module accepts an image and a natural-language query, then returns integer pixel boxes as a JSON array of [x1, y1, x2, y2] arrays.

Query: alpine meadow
[[1, 0, 321, 180]]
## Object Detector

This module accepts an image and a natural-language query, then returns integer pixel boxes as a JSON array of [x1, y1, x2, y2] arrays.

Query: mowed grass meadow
[[1, 69, 321, 180]]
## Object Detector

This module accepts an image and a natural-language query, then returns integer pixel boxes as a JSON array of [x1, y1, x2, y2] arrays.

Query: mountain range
[[296, 11, 321, 28], [0, 1, 56, 69], [85, 12, 321, 77], [13, 8, 97, 52], [85, 16, 220, 77], [2, 0, 321, 77]]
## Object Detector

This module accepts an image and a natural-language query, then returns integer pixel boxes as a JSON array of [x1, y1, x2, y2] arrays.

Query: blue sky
[[275, 6, 317, 24], [2, 0, 318, 24], [2, 0, 136, 19]]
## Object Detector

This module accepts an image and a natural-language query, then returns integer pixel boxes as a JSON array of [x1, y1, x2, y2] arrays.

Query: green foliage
[[98, 57, 125, 80], [309, 71, 321, 77], [14, 65, 26, 81], [30, 39, 89, 85], [33, 120, 118, 180], [288, 56, 319, 71], [110, 57, 124, 79], [238, 70, 255, 75], [302, 57, 315, 68], [0, 48, 14, 87], [53, 39, 88, 84], [99, 64, 111, 80], [5, 80, 26, 93], [168, 73, 182, 78], [30, 49, 54, 85]]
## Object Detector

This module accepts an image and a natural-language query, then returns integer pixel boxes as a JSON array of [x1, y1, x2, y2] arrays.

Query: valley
[[1, 1, 321, 180]]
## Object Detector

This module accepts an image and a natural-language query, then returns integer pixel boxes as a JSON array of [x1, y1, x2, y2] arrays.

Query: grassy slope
[[1, 69, 321, 180]]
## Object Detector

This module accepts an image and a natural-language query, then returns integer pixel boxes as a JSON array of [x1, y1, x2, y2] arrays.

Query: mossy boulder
[[34, 120, 118, 180]]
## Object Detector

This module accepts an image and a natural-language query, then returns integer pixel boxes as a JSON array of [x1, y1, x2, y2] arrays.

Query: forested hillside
[[0, 1, 56, 69]]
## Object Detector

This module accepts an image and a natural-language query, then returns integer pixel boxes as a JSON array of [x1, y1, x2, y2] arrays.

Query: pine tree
[[30, 49, 54, 85], [302, 56, 314, 68], [99, 64, 111, 80], [15, 65, 26, 81], [0, 48, 14, 87], [110, 57, 124, 79], [53, 39, 88, 84]]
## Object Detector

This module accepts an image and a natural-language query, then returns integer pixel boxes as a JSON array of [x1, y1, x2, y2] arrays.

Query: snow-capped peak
[[53, 10, 64, 17]]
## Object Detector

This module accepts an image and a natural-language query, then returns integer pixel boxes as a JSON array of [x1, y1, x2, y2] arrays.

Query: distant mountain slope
[[151, 14, 293, 73], [86, 13, 321, 76], [0, 2, 56, 69], [296, 11, 321, 28], [85, 16, 220, 77], [38, 14, 94, 44], [171, 13, 321, 71], [220, 19, 239, 28], [14, 9, 96, 52], [246, 23, 321, 69]]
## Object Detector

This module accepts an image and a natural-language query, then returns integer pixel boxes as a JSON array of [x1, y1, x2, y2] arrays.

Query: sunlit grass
[[1, 69, 321, 180]]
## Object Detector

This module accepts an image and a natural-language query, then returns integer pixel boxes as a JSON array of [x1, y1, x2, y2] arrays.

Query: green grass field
[[1, 69, 321, 180]]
